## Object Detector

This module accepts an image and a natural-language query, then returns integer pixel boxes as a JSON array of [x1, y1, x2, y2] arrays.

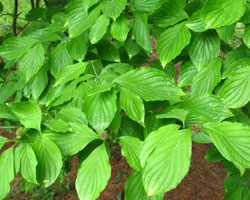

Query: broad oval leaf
[[157, 22, 191, 68], [218, 66, 250, 108], [191, 58, 222, 94], [44, 123, 99, 156], [133, 12, 152, 52], [67, 34, 88, 61], [102, 0, 126, 21], [140, 125, 192, 195], [203, 122, 250, 168], [31, 66, 48, 99], [32, 136, 63, 187], [111, 14, 130, 42], [119, 136, 143, 170], [124, 170, 164, 200], [131, 0, 161, 12], [0, 147, 15, 200], [113, 67, 184, 102], [120, 88, 145, 126], [186, 10, 206, 32], [66, 1, 102, 38], [150, 0, 188, 28], [9, 101, 41, 132], [89, 15, 110, 44], [0, 37, 37, 60], [58, 107, 88, 125], [76, 144, 111, 200], [181, 94, 232, 121], [17, 145, 38, 184], [178, 61, 197, 87], [48, 42, 73, 78], [188, 30, 220, 71], [217, 23, 236, 45], [84, 90, 117, 132], [55, 62, 89, 86], [18, 42, 45, 82], [201, 0, 246, 29]]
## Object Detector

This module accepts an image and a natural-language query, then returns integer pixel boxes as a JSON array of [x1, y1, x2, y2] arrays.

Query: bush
[[0, 0, 250, 199]]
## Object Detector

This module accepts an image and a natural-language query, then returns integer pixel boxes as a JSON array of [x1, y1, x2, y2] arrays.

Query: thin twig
[[36, 0, 40, 8], [0, 126, 18, 129], [17, 22, 30, 35], [13, 0, 18, 36], [30, 0, 35, 9]]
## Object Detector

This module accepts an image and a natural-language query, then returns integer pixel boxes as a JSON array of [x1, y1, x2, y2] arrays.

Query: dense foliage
[[0, 0, 250, 199]]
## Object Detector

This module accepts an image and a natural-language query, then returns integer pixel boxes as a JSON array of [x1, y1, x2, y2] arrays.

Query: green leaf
[[49, 42, 73, 78], [232, 109, 250, 127], [124, 170, 164, 200], [201, 0, 246, 29], [205, 145, 224, 162], [111, 14, 130, 42], [66, 1, 102, 38], [217, 23, 236, 44], [133, 12, 152, 52], [0, 37, 37, 60], [82, 0, 99, 13], [32, 136, 62, 187], [157, 22, 191, 67], [0, 147, 15, 200], [0, 136, 10, 150], [76, 144, 111, 200], [0, 81, 18, 104], [0, 104, 18, 120], [243, 25, 250, 48], [150, 0, 188, 28], [186, 10, 206, 32], [178, 61, 197, 87], [120, 116, 144, 140], [119, 136, 143, 170], [55, 62, 89, 86], [181, 94, 232, 121], [17, 145, 38, 184], [58, 107, 88, 125], [131, 0, 161, 12], [218, 66, 250, 108], [19, 42, 45, 82], [120, 88, 145, 126], [203, 122, 250, 168], [113, 67, 184, 102], [156, 108, 189, 126], [89, 15, 110, 44], [96, 41, 120, 62], [188, 30, 220, 71], [27, 29, 61, 43], [84, 91, 117, 132], [44, 123, 99, 156], [140, 125, 192, 195], [0, 2, 3, 13], [102, 0, 126, 21], [67, 34, 88, 61], [44, 119, 71, 133], [9, 101, 41, 132], [191, 58, 222, 94], [125, 36, 142, 59], [31, 66, 48, 99]]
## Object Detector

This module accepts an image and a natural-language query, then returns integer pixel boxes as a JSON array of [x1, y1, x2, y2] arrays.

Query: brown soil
[[1, 129, 226, 200]]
